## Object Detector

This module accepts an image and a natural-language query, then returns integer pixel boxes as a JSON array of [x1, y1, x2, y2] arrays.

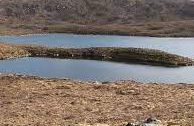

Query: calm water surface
[[0, 34, 194, 83], [0, 57, 194, 83], [0, 33, 194, 58]]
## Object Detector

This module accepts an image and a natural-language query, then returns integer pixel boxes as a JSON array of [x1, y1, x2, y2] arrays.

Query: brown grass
[[43, 20, 194, 37], [2, 20, 194, 37], [0, 74, 193, 125], [1, 42, 193, 66], [0, 43, 29, 59]]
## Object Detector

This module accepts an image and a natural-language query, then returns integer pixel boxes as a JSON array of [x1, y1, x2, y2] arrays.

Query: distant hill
[[1, 0, 194, 37], [1, 0, 194, 24]]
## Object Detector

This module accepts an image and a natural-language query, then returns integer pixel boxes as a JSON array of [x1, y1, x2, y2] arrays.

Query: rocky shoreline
[[0, 74, 193, 125]]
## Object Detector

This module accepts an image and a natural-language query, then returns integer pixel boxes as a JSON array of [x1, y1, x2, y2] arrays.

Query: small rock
[[102, 81, 109, 84], [124, 117, 161, 126], [125, 123, 135, 126], [95, 81, 102, 85], [116, 89, 139, 95], [144, 117, 158, 123]]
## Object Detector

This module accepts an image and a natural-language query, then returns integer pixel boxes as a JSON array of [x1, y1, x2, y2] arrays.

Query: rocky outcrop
[[125, 117, 163, 126]]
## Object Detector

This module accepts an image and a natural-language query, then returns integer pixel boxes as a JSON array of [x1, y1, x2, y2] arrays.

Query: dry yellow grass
[[0, 43, 29, 59], [0, 74, 193, 125]]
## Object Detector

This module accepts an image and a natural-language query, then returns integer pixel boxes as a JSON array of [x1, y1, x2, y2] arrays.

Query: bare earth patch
[[0, 74, 193, 125]]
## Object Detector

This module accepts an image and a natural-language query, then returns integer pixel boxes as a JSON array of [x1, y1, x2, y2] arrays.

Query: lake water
[[0, 33, 194, 83], [0, 33, 194, 58], [0, 57, 194, 83]]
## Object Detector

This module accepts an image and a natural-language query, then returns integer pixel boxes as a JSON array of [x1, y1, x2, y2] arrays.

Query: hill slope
[[1, 0, 194, 24], [1, 0, 194, 36]]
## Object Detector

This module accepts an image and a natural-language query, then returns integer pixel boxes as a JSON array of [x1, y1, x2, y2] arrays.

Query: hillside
[[1, 0, 194, 36], [1, 0, 194, 24]]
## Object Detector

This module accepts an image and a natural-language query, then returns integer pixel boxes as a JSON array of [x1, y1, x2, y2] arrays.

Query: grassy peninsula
[[0, 42, 193, 67], [23, 45, 194, 67]]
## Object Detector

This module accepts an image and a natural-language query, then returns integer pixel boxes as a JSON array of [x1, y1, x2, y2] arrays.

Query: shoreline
[[2, 20, 194, 37], [2, 32, 194, 39], [1, 29, 194, 38], [0, 72, 193, 85]]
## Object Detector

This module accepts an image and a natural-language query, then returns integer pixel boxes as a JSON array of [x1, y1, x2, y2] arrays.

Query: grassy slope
[[1, 0, 194, 23]]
